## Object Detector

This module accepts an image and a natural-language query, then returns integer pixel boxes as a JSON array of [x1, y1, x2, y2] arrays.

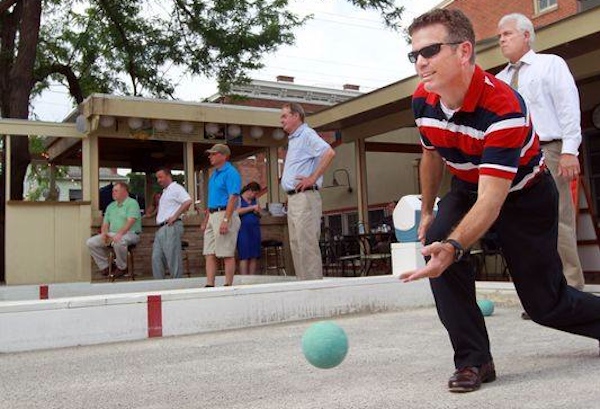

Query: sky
[[31, 0, 440, 122]]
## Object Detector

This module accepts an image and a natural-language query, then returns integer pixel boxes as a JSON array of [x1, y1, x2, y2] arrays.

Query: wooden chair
[[357, 235, 392, 276], [472, 231, 509, 281], [261, 240, 286, 276], [337, 236, 362, 277], [107, 243, 136, 282], [182, 240, 191, 278]]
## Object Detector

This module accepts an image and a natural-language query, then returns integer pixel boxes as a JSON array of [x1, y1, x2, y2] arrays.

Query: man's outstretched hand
[[399, 241, 455, 282]]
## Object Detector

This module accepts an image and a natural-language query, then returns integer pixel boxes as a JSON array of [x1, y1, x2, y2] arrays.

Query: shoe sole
[[448, 371, 496, 393], [109, 271, 128, 280]]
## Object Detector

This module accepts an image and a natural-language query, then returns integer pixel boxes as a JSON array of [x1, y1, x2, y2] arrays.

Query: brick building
[[439, 0, 599, 41]]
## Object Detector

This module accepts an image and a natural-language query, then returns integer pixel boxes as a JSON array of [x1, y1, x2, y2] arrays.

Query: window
[[323, 209, 393, 237], [69, 189, 82, 201], [346, 213, 359, 235], [328, 215, 343, 237], [536, 0, 557, 13], [368, 209, 385, 230]]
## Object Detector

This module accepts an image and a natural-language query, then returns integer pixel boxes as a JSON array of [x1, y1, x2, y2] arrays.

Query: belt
[[540, 139, 560, 145], [286, 186, 319, 196], [208, 207, 226, 213], [157, 219, 182, 227]]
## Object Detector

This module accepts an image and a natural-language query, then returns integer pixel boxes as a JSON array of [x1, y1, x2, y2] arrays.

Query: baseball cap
[[205, 143, 231, 156]]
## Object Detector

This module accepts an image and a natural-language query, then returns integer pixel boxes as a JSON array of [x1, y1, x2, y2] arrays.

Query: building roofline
[[206, 79, 363, 106]]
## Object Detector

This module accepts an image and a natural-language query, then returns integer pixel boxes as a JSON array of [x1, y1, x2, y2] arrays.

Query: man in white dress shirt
[[152, 167, 193, 279], [496, 13, 584, 297]]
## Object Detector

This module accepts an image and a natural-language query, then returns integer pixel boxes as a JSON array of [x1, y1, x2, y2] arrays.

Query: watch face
[[593, 105, 600, 129]]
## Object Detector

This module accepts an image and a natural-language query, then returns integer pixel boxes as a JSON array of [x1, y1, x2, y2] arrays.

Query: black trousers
[[427, 172, 600, 368]]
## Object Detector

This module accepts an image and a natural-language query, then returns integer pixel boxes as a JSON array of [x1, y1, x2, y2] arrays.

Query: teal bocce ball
[[477, 299, 495, 316], [302, 321, 349, 369]]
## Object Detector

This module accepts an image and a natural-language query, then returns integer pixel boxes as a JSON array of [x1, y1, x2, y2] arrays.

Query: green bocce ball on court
[[477, 299, 495, 317], [302, 321, 349, 369]]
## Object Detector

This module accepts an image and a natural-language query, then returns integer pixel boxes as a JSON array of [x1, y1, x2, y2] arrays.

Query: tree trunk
[[6, 0, 41, 200], [0, 135, 5, 283]]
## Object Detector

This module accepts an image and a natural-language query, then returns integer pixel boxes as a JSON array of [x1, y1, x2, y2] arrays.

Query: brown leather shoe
[[100, 262, 117, 277], [111, 267, 127, 278], [448, 361, 496, 393]]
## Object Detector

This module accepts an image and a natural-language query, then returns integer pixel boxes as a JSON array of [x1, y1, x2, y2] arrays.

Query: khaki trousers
[[203, 211, 241, 258], [87, 232, 140, 270], [543, 141, 585, 289], [287, 190, 323, 280]]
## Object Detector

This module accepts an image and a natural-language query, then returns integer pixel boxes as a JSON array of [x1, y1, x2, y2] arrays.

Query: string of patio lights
[[75, 114, 286, 142]]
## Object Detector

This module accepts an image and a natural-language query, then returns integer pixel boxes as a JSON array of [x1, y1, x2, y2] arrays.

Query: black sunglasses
[[408, 42, 463, 63]]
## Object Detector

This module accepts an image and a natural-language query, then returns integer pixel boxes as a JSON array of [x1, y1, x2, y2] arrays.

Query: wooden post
[[268, 146, 281, 203], [5, 135, 11, 202], [48, 164, 58, 201], [183, 141, 195, 214], [355, 138, 369, 232], [144, 173, 154, 215], [82, 134, 100, 217]]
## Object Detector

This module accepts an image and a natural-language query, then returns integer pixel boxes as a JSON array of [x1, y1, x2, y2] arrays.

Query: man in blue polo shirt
[[202, 143, 242, 287]]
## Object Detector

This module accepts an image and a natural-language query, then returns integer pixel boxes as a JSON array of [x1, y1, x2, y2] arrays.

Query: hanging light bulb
[[75, 114, 88, 133], [250, 126, 263, 140], [153, 119, 169, 132], [272, 128, 285, 141], [99, 116, 116, 128], [205, 123, 219, 135], [227, 124, 242, 138], [180, 121, 194, 134], [127, 117, 143, 130]]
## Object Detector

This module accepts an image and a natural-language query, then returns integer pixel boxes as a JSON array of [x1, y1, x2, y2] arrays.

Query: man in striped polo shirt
[[401, 9, 600, 393]]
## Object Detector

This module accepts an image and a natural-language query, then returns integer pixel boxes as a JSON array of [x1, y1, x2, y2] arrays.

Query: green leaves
[[7, 0, 405, 104], [345, 0, 404, 30]]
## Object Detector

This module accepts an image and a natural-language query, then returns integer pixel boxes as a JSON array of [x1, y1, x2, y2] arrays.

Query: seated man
[[87, 182, 142, 277]]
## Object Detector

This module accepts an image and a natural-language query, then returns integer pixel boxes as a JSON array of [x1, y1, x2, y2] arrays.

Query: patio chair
[[357, 235, 392, 276]]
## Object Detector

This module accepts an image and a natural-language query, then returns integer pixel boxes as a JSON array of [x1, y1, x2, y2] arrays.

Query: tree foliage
[[30, 0, 404, 101]]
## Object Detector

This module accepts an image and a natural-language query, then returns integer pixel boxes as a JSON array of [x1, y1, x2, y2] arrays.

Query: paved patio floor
[[1, 305, 599, 409]]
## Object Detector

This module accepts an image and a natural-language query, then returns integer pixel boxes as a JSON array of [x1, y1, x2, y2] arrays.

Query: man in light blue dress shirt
[[280, 103, 335, 280]]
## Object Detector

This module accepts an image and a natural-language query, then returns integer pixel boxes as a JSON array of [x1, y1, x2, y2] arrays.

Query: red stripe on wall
[[39, 285, 49, 300], [147, 295, 163, 338]]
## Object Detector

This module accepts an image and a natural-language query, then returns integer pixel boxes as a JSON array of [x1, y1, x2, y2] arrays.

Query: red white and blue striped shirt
[[412, 65, 544, 192]]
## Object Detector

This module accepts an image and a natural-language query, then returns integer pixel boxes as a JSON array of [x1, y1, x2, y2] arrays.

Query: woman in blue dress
[[237, 182, 262, 275]]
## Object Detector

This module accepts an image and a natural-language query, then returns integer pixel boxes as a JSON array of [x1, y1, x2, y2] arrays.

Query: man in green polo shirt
[[87, 182, 142, 277]]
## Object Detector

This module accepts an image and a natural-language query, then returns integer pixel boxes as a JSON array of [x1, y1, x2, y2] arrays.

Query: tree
[[0, 0, 404, 200], [25, 135, 67, 200]]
